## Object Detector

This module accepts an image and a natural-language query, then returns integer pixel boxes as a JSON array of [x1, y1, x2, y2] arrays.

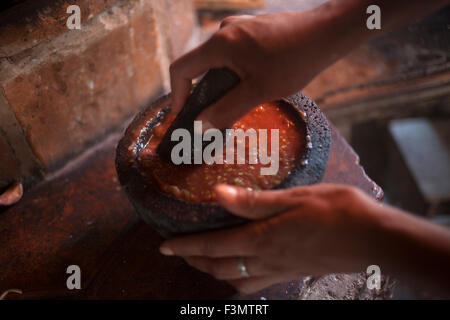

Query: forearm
[[286, 0, 450, 72], [315, 0, 450, 36], [372, 204, 450, 294], [170, 0, 450, 127], [292, 1, 450, 292]]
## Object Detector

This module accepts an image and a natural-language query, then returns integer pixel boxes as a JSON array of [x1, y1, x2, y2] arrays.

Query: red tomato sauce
[[139, 101, 305, 202]]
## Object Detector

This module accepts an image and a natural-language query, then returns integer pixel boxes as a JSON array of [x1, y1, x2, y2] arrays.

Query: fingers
[[184, 256, 301, 295], [159, 185, 316, 257], [196, 80, 263, 128], [170, 38, 227, 112], [160, 223, 258, 258], [184, 256, 271, 280], [214, 184, 308, 220], [171, 14, 258, 125], [228, 273, 299, 294]]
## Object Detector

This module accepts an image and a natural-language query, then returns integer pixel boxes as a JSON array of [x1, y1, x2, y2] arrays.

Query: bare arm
[[170, 0, 450, 128]]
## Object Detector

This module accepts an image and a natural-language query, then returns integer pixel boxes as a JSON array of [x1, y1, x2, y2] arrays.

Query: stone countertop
[[0, 124, 391, 300]]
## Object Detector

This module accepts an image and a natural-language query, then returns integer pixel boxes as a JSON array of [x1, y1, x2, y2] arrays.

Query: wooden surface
[[0, 125, 382, 300]]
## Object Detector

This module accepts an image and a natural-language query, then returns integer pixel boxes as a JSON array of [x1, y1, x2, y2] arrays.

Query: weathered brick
[[0, 0, 198, 183], [2, 7, 165, 170], [0, 0, 116, 57], [128, 7, 168, 106], [166, 0, 198, 59]]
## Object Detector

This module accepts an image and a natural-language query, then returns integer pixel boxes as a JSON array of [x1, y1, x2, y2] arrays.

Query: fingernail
[[160, 245, 174, 256]]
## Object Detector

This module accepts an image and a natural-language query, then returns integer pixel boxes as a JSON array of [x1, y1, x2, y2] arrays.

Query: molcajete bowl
[[116, 92, 330, 238]]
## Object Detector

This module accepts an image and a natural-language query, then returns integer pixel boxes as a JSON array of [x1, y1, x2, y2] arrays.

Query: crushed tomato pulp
[[139, 101, 305, 202]]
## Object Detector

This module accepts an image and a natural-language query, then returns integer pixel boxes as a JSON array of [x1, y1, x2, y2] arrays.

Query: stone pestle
[[157, 67, 241, 163]]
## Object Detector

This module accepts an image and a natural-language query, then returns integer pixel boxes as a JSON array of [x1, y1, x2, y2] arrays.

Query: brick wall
[[0, 0, 197, 189]]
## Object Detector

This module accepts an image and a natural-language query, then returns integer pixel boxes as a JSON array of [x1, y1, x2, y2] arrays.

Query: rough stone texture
[[299, 274, 394, 300], [0, 0, 198, 184], [116, 88, 330, 238]]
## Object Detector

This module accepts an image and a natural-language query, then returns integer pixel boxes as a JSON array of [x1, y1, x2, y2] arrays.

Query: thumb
[[214, 184, 302, 220], [197, 80, 263, 129]]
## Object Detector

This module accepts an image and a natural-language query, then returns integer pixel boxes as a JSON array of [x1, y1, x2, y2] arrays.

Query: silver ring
[[237, 257, 250, 278]]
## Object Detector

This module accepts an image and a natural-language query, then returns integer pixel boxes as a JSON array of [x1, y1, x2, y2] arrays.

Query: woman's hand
[[170, 0, 449, 129], [170, 5, 372, 129], [160, 183, 450, 294], [159, 183, 392, 294]]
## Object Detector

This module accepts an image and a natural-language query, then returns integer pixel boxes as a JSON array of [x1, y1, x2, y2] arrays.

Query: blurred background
[[0, 0, 449, 299], [2, 0, 448, 219]]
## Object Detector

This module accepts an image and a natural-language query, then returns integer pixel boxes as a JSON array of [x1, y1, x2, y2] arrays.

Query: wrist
[[286, 0, 376, 72], [370, 204, 450, 292], [315, 0, 377, 46]]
